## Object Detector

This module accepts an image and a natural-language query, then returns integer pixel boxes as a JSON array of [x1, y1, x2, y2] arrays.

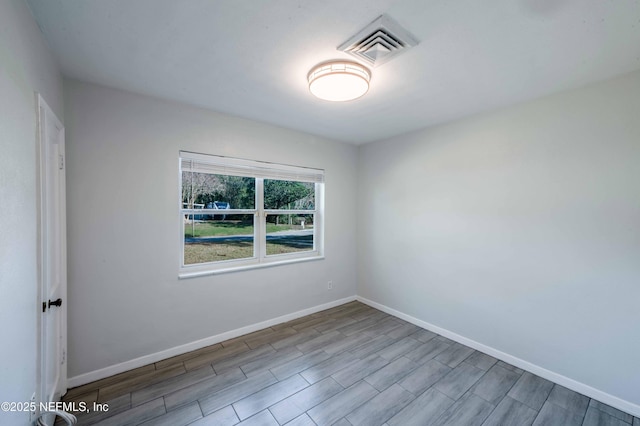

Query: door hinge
[[42, 302, 47, 312], [59, 154, 64, 170]]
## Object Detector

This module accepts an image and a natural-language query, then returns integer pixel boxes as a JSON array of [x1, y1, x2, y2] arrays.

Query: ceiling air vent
[[338, 14, 419, 67]]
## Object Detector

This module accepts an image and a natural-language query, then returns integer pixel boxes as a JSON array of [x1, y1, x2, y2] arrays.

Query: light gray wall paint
[[0, 1, 63, 424], [357, 70, 640, 405], [12, 4, 638, 411], [63, 80, 358, 377]]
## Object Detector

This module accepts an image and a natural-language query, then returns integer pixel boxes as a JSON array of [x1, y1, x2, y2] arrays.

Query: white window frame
[[179, 151, 324, 278]]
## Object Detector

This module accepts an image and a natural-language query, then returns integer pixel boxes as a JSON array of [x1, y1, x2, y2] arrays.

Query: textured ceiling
[[27, 0, 640, 144]]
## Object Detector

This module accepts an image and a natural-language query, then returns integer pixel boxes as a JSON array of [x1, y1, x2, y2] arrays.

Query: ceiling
[[27, 0, 640, 144]]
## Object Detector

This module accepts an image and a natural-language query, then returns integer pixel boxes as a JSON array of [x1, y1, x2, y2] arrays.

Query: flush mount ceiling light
[[307, 61, 371, 102]]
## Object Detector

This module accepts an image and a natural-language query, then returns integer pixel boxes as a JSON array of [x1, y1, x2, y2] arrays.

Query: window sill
[[178, 255, 325, 279]]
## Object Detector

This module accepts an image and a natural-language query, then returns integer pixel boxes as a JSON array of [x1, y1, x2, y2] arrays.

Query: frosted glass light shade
[[308, 61, 371, 102]]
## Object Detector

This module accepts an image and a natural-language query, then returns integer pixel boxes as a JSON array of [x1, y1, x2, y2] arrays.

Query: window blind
[[180, 151, 324, 183]]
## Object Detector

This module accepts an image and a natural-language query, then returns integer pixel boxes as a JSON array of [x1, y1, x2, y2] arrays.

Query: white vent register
[[338, 14, 419, 67]]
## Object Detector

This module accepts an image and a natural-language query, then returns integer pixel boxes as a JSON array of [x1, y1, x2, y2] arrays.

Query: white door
[[37, 94, 67, 420]]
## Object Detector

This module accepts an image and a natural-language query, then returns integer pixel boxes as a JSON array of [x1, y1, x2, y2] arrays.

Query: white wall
[[0, 1, 64, 424], [63, 80, 358, 379], [358, 70, 640, 409]]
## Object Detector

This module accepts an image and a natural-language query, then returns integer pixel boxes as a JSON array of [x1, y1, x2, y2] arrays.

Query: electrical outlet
[[327, 281, 333, 290]]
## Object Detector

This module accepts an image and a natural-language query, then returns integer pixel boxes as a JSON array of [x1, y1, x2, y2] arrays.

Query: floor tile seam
[[531, 381, 557, 425], [153, 360, 190, 371], [230, 376, 312, 422], [98, 363, 189, 402], [583, 404, 633, 425], [68, 387, 99, 405], [310, 324, 337, 334], [157, 397, 169, 422], [407, 329, 438, 344], [434, 388, 496, 426], [477, 398, 500, 426], [195, 399, 208, 422], [193, 397, 205, 419], [166, 383, 217, 414], [306, 379, 380, 426], [265, 380, 346, 424], [231, 403, 242, 424], [156, 352, 208, 370], [238, 348, 307, 377], [232, 327, 277, 345], [165, 368, 250, 412], [469, 362, 520, 407], [395, 387, 456, 426], [132, 368, 219, 408], [266, 407, 283, 425], [220, 340, 252, 350], [210, 373, 310, 419], [435, 360, 490, 397], [188, 346, 253, 371], [545, 386, 590, 422], [451, 364, 490, 397], [517, 390, 549, 412], [396, 380, 419, 396], [600, 400, 635, 423], [79, 395, 130, 426], [321, 339, 369, 357], [329, 360, 387, 389], [300, 357, 360, 384], [213, 370, 281, 407], [455, 346, 478, 368], [363, 356, 424, 392], [394, 359, 451, 397], [267, 357, 324, 381], [340, 336, 387, 356], [76, 367, 158, 397], [246, 331, 303, 349], [347, 337, 399, 360], [211, 345, 278, 375]]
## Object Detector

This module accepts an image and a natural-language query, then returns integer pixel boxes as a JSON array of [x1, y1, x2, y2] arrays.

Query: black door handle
[[48, 298, 63, 309]]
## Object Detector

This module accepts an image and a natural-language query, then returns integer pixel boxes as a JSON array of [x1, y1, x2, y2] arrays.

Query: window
[[179, 151, 324, 277]]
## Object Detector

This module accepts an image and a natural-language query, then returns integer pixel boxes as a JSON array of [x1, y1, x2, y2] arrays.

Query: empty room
[[1, 0, 639, 425]]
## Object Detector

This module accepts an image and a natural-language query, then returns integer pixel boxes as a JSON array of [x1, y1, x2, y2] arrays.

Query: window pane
[[264, 179, 314, 210], [184, 214, 254, 265], [266, 214, 314, 256], [182, 172, 255, 209]]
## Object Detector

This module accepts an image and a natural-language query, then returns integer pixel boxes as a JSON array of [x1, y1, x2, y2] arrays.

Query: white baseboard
[[68, 294, 639, 418], [356, 296, 640, 418], [67, 295, 356, 388]]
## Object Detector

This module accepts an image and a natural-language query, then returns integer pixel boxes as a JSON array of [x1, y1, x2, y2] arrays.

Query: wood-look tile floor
[[59, 301, 640, 426]]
